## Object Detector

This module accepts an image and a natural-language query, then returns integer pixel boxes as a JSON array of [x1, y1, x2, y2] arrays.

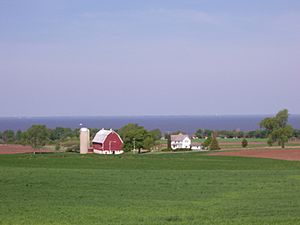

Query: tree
[[260, 109, 293, 148], [15, 130, 23, 144], [195, 129, 213, 139], [293, 129, 300, 138], [148, 129, 162, 141], [2, 130, 15, 144], [165, 134, 171, 150], [143, 136, 154, 150], [242, 138, 248, 148], [118, 123, 148, 153], [209, 132, 220, 150], [195, 129, 204, 138], [49, 127, 74, 141], [26, 125, 50, 148]]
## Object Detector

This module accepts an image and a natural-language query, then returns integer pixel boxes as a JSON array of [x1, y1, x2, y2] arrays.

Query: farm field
[[1, 153, 300, 225], [0, 144, 55, 154], [210, 149, 300, 161]]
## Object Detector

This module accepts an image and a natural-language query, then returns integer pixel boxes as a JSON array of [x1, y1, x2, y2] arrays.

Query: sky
[[0, 0, 299, 116]]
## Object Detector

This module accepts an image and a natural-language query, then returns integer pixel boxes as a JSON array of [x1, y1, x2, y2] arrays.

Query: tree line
[[195, 128, 300, 139], [0, 124, 162, 152], [0, 126, 79, 149]]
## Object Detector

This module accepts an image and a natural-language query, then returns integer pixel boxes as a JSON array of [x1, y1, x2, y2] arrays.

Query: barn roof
[[92, 129, 123, 144]]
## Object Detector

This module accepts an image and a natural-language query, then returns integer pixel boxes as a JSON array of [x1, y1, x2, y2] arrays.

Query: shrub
[[242, 138, 248, 148]]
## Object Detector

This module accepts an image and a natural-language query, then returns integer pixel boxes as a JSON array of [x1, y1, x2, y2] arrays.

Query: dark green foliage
[[26, 125, 50, 148], [195, 129, 269, 139], [165, 134, 171, 150], [195, 129, 213, 138], [242, 138, 248, 148], [118, 124, 162, 152], [15, 130, 22, 144], [118, 123, 147, 152], [143, 136, 154, 150], [273, 126, 293, 148], [148, 129, 162, 141], [260, 109, 293, 148], [2, 130, 15, 143], [1, 153, 300, 225], [49, 127, 75, 141], [293, 129, 300, 138], [246, 130, 268, 138]]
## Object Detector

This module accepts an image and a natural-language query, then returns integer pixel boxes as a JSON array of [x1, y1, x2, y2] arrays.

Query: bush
[[242, 138, 248, 148]]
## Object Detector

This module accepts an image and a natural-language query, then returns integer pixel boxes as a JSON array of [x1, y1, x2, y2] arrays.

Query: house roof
[[171, 133, 190, 142]]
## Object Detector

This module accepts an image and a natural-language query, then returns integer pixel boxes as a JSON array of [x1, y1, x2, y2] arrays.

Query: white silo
[[80, 128, 90, 154]]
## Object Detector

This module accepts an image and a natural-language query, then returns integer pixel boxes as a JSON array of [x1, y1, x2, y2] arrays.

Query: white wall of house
[[182, 137, 191, 148], [171, 137, 191, 149]]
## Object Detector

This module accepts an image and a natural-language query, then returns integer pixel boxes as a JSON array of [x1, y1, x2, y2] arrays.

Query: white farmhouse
[[170, 133, 191, 150]]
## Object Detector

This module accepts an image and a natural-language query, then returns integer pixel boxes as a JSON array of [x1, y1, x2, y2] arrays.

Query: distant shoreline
[[1, 115, 300, 134]]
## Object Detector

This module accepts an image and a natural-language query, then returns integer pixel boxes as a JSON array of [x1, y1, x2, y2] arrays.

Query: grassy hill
[[1, 153, 300, 225]]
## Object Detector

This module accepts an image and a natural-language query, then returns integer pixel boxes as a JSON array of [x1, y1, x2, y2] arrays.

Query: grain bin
[[80, 128, 90, 154]]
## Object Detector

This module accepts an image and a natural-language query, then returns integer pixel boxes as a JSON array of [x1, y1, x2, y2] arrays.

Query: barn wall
[[92, 143, 102, 150], [103, 132, 123, 151]]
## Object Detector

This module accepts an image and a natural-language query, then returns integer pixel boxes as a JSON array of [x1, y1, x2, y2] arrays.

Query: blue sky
[[0, 0, 299, 116]]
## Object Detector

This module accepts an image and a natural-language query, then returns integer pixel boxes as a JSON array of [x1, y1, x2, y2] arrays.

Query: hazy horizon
[[1, 113, 300, 118], [1, 0, 299, 116]]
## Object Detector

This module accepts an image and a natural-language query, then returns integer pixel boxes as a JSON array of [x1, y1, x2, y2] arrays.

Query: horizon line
[[1, 113, 300, 118]]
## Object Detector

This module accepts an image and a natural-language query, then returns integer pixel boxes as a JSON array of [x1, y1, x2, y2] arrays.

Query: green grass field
[[1, 153, 300, 225]]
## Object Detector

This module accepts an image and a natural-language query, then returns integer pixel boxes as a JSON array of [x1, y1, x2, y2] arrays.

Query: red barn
[[92, 129, 123, 154]]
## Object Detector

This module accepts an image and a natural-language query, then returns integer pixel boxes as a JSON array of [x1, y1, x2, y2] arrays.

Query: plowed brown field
[[0, 144, 54, 154], [210, 149, 300, 161]]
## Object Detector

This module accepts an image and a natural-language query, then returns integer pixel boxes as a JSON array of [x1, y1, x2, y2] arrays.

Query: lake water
[[0, 115, 299, 134]]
